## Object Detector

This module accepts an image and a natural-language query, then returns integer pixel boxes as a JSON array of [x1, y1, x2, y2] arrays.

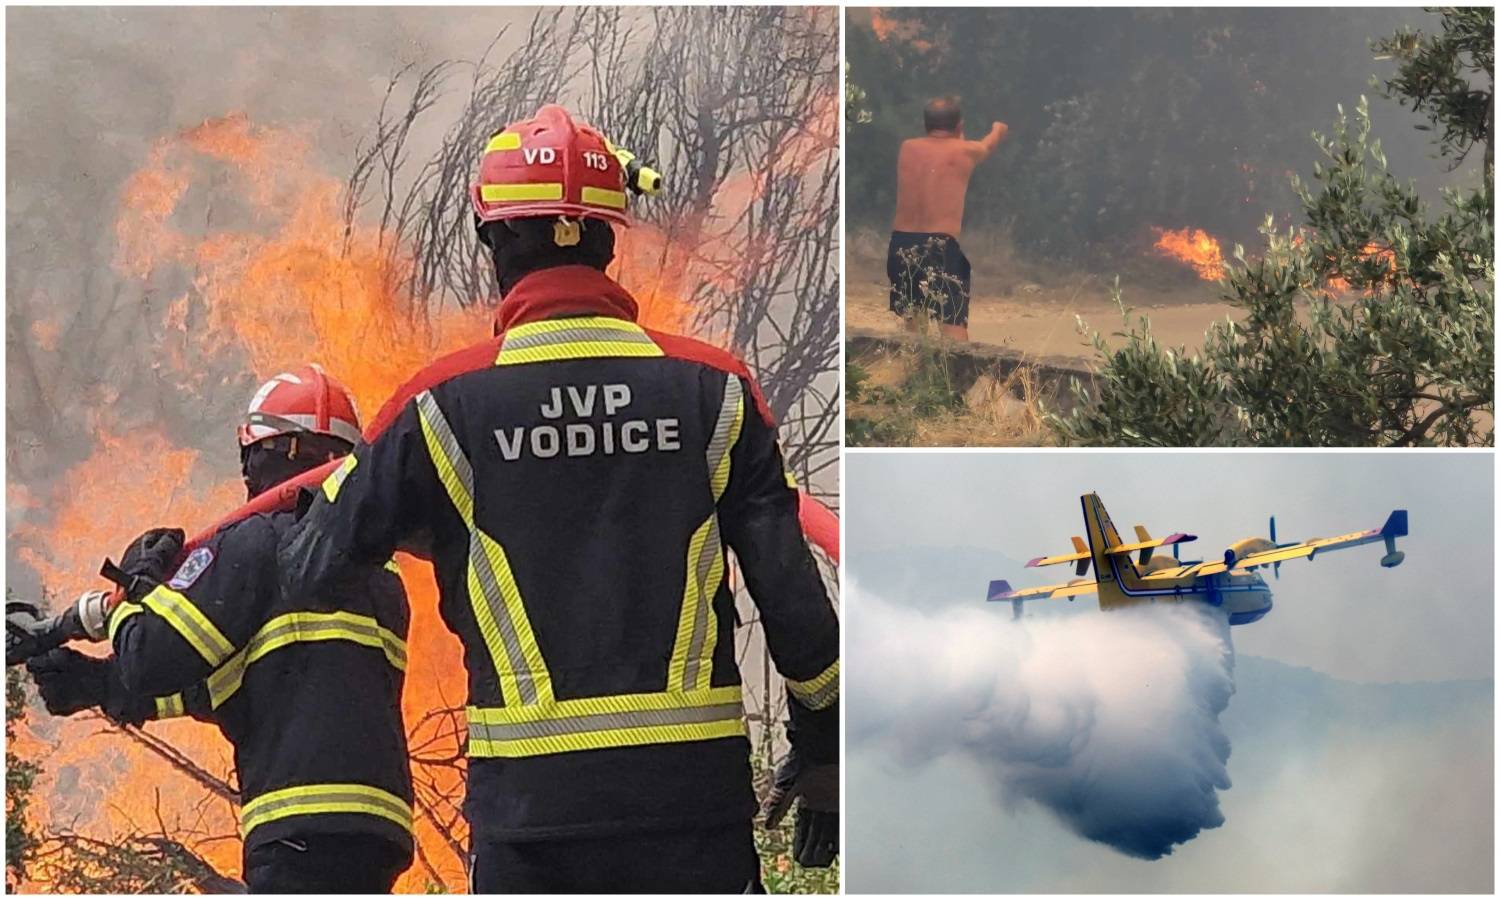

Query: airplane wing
[[987, 578, 1098, 602], [1198, 510, 1408, 575]]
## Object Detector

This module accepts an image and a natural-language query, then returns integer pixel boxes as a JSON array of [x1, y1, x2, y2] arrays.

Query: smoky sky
[[7, 7, 588, 304], [847, 451, 1492, 683]]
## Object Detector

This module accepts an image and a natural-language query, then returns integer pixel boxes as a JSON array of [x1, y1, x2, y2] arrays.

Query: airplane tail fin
[[1070, 536, 1090, 576], [1082, 493, 1136, 609], [986, 580, 1024, 620]]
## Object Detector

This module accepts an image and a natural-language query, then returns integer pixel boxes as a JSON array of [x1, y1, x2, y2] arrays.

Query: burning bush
[[1052, 9, 1493, 446]]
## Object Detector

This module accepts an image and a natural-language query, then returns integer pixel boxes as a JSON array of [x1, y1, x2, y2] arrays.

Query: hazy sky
[[848, 451, 1493, 683]]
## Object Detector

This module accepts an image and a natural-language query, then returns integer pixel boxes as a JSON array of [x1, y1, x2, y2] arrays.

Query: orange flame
[[868, 9, 935, 53], [1152, 227, 1227, 281], [1324, 241, 1397, 293]]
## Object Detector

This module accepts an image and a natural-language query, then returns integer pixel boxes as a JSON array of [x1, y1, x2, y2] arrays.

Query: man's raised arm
[[974, 121, 1009, 158]]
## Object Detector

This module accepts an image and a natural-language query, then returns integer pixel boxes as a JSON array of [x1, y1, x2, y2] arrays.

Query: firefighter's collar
[[495, 266, 641, 333]]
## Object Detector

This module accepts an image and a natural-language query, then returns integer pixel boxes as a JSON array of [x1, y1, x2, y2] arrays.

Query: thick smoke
[[850, 585, 1236, 859]]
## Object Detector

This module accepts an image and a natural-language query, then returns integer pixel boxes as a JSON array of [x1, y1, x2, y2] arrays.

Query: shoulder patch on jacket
[[168, 546, 215, 590]]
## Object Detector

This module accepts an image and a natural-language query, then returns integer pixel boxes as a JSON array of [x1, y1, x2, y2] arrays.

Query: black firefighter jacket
[[108, 508, 415, 857], [276, 265, 841, 842]]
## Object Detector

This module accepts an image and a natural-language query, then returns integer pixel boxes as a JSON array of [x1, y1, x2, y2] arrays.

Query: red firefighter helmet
[[470, 104, 632, 228], [237, 364, 362, 447]]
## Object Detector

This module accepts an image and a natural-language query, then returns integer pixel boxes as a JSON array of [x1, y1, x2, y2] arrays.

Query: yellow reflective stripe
[[383, 558, 402, 576], [709, 379, 745, 500], [141, 585, 236, 666], [495, 316, 662, 366], [205, 611, 406, 709], [505, 317, 647, 337], [107, 601, 143, 642], [475, 530, 553, 706], [485, 132, 522, 152], [669, 377, 743, 691], [497, 340, 662, 365], [467, 686, 746, 758], [415, 394, 475, 525], [480, 182, 563, 203], [240, 783, 412, 839], [416, 391, 552, 707], [581, 186, 628, 209], [207, 648, 247, 708], [322, 454, 358, 502], [784, 469, 799, 489], [787, 658, 839, 710], [153, 693, 186, 719], [669, 515, 726, 692], [472, 718, 746, 758]]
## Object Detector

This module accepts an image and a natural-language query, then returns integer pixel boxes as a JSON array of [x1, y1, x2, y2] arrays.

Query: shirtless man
[[888, 96, 1007, 342]]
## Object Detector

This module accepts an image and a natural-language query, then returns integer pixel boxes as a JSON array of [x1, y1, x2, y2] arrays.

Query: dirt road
[[845, 241, 1244, 363]]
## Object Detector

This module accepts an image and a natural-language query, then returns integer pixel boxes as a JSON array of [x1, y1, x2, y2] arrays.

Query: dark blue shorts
[[887, 231, 972, 326]]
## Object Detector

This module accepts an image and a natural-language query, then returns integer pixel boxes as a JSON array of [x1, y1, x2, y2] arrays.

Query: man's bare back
[[891, 124, 1006, 239]]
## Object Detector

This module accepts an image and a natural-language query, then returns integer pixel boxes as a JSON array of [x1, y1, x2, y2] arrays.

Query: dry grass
[[846, 337, 1058, 447]]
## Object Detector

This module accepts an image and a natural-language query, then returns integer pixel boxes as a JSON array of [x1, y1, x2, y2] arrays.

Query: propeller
[[1270, 515, 1280, 579]]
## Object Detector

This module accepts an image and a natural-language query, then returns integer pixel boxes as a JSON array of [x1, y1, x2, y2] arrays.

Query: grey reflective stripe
[[500, 325, 657, 351], [206, 613, 404, 708], [246, 615, 403, 664], [469, 702, 745, 742], [468, 532, 541, 705], [681, 517, 722, 688], [143, 589, 234, 665], [796, 678, 838, 710], [415, 390, 541, 706], [241, 787, 412, 836], [245, 411, 361, 444], [680, 377, 743, 688], [705, 376, 743, 496]]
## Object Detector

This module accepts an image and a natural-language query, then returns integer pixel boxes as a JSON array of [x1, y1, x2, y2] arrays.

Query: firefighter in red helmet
[[278, 104, 840, 892], [28, 365, 414, 893]]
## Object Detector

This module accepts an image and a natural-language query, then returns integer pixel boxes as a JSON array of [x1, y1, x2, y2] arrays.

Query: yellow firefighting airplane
[[987, 493, 1408, 625]]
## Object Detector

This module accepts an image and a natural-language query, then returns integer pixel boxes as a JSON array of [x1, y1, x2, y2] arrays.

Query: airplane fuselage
[[1096, 551, 1274, 625]]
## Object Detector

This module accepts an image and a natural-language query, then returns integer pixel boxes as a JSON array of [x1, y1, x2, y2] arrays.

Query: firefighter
[[277, 105, 840, 893], [27, 365, 414, 894]]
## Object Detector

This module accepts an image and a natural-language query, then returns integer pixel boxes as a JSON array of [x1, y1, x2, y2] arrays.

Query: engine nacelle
[[1380, 550, 1405, 568], [1223, 536, 1274, 567]]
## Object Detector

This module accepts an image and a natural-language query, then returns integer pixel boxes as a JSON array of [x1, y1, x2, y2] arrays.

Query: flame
[[1152, 227, 1226, 281], [868, 9, 935, 53], [11, 431, 247, 886], [12, 110, 730, 892], [1289, 234, 1397, 293], [1324, 241, 1397, 292]]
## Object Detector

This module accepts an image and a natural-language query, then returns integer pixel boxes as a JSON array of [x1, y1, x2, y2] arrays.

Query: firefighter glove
[[26, 648, 150, 725], [762, 749, 839, 868], [117, 527, 185, 601]]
